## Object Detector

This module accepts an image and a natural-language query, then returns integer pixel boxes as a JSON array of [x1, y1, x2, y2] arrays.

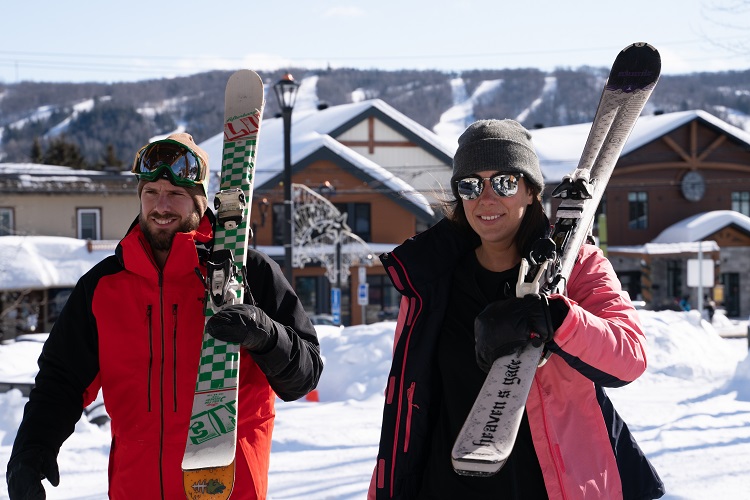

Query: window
[[296, 276, 319, 315], [366, 274, 401, 322], [334, 202, 371, 241], [272, 203, 286, 246], [0, 208, 14, 236], [666, 260, 683, 301], [732, 191, 750, 216], [593, 195, 607, 234], [628, 192, 648, 229], [77, 208, 101, 240]]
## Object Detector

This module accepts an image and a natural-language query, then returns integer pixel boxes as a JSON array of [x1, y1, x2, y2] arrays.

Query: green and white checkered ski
[[183, 69, 265, 500], [193, 141, 256, 394]]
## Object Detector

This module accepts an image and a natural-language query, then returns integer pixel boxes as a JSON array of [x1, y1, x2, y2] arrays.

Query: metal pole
[[282, 108, 293, 285], [697, 241, 703, 316]]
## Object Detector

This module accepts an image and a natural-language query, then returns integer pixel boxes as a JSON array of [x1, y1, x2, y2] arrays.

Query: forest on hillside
[[1, 66, 750, 168]]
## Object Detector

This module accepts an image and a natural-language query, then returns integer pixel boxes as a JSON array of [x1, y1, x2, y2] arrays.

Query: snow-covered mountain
[[2, 67, 750, 166]]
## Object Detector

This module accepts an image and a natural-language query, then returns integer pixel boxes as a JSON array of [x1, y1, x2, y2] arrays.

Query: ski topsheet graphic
[[182, 70, 265, 499], [451, 43, 661, 477]]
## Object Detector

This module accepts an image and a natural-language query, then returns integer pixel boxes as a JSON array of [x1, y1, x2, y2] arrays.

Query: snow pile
[[315, 322, 396, 401], [1, 312, 749, 499], [727, 355, 750, 401], [639, 309, 742, 381], [0, 390, 24, 447]]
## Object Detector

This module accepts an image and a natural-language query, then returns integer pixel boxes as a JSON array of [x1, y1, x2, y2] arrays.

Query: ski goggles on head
[[131, 139, 206, 188], [454, 172, 523, 200]]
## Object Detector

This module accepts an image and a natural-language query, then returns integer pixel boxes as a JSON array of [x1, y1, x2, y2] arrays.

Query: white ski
[[451, 42, 661, 476]]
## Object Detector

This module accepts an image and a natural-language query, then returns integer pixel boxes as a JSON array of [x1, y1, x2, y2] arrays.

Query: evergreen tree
[[103, 144, 123, 169], [30, 138, 43, 163], [42, 137, 88, 169]]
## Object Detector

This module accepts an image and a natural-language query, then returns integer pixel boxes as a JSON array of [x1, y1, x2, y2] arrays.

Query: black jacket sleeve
[[242, 249, 323, 401], [8, 260, 108, 464]]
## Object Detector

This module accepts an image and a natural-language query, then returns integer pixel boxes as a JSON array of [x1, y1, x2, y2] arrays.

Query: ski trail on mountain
[[516, 76, 558, 123], [433, 78, 473, 145], [434, 78, 503, 146]]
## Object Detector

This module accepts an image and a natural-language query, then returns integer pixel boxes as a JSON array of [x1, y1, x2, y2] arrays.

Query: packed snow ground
[[0, 311, 748, 499]]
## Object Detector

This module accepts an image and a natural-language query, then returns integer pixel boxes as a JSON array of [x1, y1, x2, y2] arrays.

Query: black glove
[[474, 294, 568, 373], [6, 448, 60, 500], [206, 304, 279, 353]]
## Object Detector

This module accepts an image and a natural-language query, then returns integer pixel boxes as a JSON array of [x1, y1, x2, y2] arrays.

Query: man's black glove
[[206, 304, 279, 353], [474, 294, 569, 373], [6, 448, 60, 500]]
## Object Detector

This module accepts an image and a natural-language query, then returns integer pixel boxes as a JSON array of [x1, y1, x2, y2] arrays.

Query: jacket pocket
[[172, 303, 178, 412], [146, 305, 153, 412]]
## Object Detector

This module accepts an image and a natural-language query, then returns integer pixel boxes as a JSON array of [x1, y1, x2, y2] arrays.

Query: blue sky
[[1, 0, 749, 83]]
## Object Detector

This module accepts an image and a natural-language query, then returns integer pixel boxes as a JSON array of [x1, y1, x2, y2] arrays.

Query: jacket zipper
[[536, 380, 569, 499], [404, 382, 417, 453], [172, 304, 178, 412], [383, 254, 423, 498], [158, 272, 166, 500], [146, 305, 153, 412]]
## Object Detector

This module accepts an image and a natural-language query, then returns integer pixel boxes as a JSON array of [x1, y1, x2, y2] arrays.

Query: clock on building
[[680, 171, 706, 202]]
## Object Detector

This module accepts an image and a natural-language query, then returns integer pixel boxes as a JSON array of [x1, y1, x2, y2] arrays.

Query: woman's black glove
[[474, 294, 569, 373], [6, 448, 60, 500], [206, 304, 279, 353]]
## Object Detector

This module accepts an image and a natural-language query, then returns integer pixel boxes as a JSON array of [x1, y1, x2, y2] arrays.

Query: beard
[[140, 208, 201, 252]]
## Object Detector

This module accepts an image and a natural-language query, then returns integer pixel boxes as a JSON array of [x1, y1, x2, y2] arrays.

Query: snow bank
[[315, 322, 396, 401], [639, 309, 742, 381], [728, 355, 750, 401]]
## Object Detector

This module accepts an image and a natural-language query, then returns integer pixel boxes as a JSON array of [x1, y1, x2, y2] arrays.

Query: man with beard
[[6, 133, 323, 500]]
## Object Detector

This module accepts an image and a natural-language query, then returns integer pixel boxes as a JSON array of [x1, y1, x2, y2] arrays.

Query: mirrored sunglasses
[[131, 139, 205, 188], [455, 172, 523, 200]]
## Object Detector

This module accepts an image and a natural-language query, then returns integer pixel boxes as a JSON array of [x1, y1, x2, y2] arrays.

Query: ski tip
[[228, 68, 262, 80], [225, 70, 266, 120], [606, 42, 661, 91], [625, 42, 659, 53]]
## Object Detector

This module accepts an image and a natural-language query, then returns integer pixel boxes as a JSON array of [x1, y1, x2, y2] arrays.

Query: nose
[[477, 178, 495, 200], [154, 191, 173, 212]]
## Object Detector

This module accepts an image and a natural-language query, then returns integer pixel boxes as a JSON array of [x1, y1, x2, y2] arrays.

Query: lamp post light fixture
[[273, 73, 300, 285]]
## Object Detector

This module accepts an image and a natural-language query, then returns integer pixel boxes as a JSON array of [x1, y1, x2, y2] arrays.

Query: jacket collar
[[381, 217, 479, 288], [116, 210, 215, 279]]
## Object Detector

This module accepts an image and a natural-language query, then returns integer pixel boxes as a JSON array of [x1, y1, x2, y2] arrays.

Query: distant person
[[679, 295, 691, 311], [369, 119, 664, 499], [704, 295, 716, 323], [6, 133, 323, 499]]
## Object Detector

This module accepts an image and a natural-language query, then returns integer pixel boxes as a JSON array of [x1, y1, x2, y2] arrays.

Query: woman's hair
[[443, 182, 550, 258]]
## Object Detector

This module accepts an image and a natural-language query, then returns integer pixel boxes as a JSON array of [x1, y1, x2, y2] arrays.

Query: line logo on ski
[[225, 111, 261, 141]]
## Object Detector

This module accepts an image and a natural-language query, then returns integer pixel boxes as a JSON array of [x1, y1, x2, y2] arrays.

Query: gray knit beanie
[[451, 119, 544, 198]]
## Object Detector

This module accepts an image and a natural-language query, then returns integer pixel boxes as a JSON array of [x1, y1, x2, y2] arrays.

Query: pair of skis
[[181, 70, 265, 499], [178, 43, 662, 493], [451, 43, 662, 476]]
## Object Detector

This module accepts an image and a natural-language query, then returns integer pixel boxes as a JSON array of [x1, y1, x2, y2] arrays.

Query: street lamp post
[[273, 73, 300, 285]]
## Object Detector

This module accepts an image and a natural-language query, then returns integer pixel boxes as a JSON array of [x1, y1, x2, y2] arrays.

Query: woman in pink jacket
[[369, 119, 664, 499]]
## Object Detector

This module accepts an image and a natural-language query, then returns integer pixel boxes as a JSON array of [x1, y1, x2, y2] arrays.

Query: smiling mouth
[[479, 214, 501, 221], [152, 216, 178, 226]]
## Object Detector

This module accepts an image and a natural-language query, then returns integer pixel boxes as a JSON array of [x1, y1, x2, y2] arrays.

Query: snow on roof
[[608, 240, 720, 255], [0, 163, 76, 175], [0, 236, 116, 290], [652, 210, 750, 243], [530, 109, 750, 184], [200, 97, 443, 219]]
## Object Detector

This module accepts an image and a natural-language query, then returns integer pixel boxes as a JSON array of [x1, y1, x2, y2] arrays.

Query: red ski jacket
[[10, 213, 322, 500]]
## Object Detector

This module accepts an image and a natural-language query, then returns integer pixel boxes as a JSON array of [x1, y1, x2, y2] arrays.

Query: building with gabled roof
[[532, 110, 750, 316], [200, 98, 455, 325], [3, 104, 750, 327]]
